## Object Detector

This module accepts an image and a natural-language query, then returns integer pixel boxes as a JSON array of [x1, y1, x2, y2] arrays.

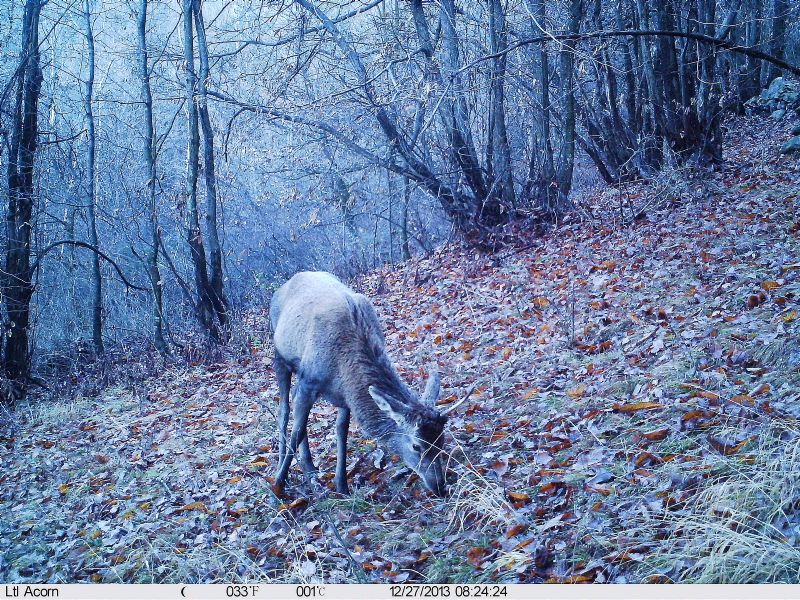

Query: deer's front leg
[[274, 380, 313, 490], [334, 406, 350, 494], [299, 435, 317, 475]]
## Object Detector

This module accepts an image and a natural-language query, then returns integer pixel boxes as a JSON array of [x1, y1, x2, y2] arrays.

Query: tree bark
[[555, 0, 582, 207], [487, 0, 515, 210], [694, 0, 723, 166], [83, 0, 104, 355], [182, 0, 220, 340], [767, 0, 789, 82], [523, 0, 558, 212], [137, 0, 168, 355], [3, 0, 43, 403], [193, 0, 228, 330]]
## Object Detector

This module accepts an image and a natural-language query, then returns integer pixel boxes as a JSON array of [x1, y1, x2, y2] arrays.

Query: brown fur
[[270, 271, 447, 496]]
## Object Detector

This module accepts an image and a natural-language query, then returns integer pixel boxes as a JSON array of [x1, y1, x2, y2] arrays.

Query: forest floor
[[2, 116, 800, 584]]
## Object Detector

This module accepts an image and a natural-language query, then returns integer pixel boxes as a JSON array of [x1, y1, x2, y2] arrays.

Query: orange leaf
[[177, 501, 208, 513], [513, 537, 535, 551], [280, 497, 309, 511], [532, 296, 551, 308], [547, 574, 595, 583], [567, 384, 587, 398], [731, 394, 754, 406], [781, 310, 797, 323], [505, 523, 526, 538], [643, 428, 670, 441], [601, 260, 617, 271], [508, 491, 531, 505], [681, 409, 708, 423], [467, 547, 489, 568], [708, 435, 756, 456], [613, 402, 664, 413], [760, 280, 781, 291], [58, 483, 71, 495], [634, 451, 662, 467], [491, 458, 509, 477], [752, 383, 771, 397]]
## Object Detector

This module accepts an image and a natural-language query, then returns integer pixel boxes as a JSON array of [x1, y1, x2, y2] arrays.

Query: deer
[[269, 271, 466, 497]]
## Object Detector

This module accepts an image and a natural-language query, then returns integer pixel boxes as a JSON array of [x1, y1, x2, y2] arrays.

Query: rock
[[772, 109, 786, 120], [763, 76, 787, 101], [746, 77, 800, 115], [781, 136, 800, 154]]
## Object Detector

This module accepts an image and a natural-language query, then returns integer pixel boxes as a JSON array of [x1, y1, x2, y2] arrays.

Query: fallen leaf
[[567, 384, 588, 398], [532, 296, 551, 308], [643, 428, 670, 441], [508, 491, 532, 506], [781, 310, 797, 323], [613, 402, 664, 413], [505, 523, 526, 538], [467, 546, 489, 568], [176, 501, 208, 513]]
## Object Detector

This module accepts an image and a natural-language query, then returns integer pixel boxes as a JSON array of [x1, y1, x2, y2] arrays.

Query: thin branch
[[32, 240, 149, 292], [456, 29, 800, 78]]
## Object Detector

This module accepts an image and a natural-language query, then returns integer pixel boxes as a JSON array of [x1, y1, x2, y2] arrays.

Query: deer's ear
[[421, 369, 441, 407], [369, 386, 407, 426]]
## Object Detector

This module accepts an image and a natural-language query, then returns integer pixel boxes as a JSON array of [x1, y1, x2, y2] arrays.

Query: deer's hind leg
[[274, 375, 317, 490], [298, 405, 318, 476], [274, 354, 291, 474]]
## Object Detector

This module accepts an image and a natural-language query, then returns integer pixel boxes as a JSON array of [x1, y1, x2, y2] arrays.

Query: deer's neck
[[339, 348, 407, 443]]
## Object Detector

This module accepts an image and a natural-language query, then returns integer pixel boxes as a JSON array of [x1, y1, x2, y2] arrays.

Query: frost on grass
[[2, 118, 800, 582]]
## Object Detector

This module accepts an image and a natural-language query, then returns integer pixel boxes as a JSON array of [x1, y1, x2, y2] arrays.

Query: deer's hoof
[[271, 481, 286, 498]]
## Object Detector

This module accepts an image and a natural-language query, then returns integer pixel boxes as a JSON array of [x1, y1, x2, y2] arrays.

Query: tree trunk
[[695, 0, 723, 166], [137, 0, 168, 356], [555, 0, 582, 207], [83, 0, 104, 355], [182, 0, 219, 340], [193, 0, 228, 331], [487, 0, 515, 211], [3, 0, 43, 404], [523, 0, 558, 213], [401, 176, 411, 260], [767, 0, 789, 82], [740, 0, 763, 102], [405, 0, 507, 233]]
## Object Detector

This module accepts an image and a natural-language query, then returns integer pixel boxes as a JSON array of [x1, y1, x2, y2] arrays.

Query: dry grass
[[636, 423, 800, 583]]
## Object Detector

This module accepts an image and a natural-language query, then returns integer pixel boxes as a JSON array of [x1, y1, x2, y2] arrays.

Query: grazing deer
[[270, 271, 463, 497]]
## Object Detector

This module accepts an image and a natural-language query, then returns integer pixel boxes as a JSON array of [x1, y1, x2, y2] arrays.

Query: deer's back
[[270, 271, 382, 376]]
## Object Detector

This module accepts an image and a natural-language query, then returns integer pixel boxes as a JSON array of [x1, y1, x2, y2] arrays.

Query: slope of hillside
[[1, 116, 799, 583]]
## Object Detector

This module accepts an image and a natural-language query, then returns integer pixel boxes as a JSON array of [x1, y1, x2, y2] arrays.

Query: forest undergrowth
[[1, 116, 799, 583]]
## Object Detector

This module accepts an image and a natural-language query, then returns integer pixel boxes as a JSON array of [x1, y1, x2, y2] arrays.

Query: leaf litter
[[1, 117, 800, 583]]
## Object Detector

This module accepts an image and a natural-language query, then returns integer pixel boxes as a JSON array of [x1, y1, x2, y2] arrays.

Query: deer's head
[[369, 371, 448, 496]]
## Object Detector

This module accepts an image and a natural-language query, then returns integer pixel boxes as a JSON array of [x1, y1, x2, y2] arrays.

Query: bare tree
[[181, 0, 227, 340], [136, 0, 168, 355], [83, 0, 104, 355], [2, 0, 43, 403]]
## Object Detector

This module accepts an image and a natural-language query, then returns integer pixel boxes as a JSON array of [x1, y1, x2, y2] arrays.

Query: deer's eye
[[412, 443, 423, 453]]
